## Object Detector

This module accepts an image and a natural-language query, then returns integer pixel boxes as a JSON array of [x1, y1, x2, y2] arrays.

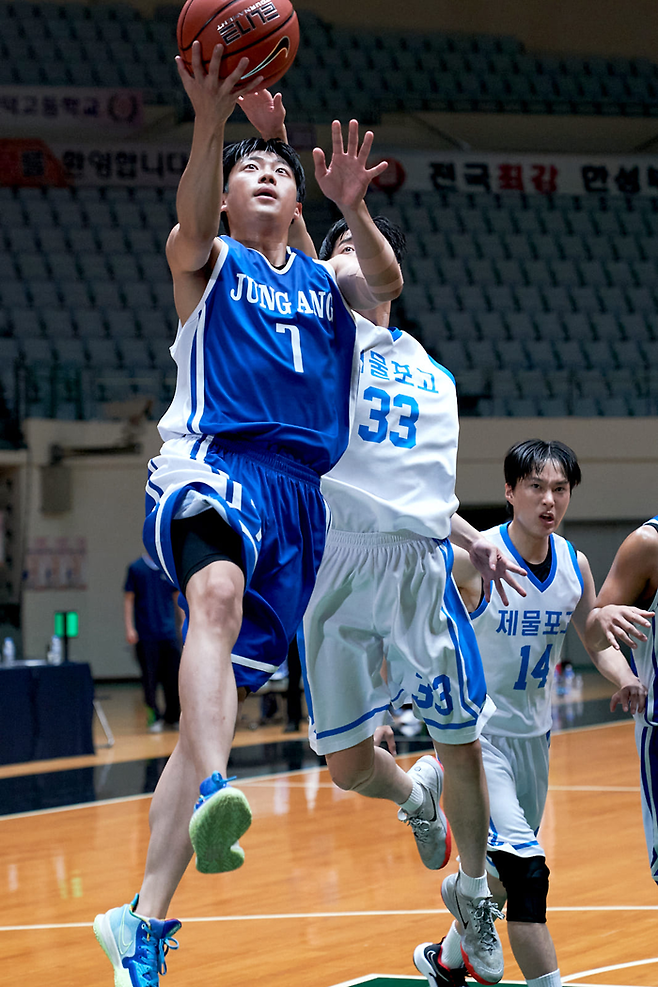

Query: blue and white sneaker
[[189, 771, 252, 874], [93, 894, 180, 986]]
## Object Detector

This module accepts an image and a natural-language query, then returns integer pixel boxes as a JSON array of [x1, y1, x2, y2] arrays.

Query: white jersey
[[471, 523, 584, 737], [633, 517, 658, 727], [321, 325, 459, 538]]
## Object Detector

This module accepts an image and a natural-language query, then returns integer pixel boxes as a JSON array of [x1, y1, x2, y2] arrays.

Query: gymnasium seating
[[365, 188, 658, 417], [0, 4, 657, 420], [0, 3, 656, 120], [1, 182, 657, 419], [0, 184, 337, 421]]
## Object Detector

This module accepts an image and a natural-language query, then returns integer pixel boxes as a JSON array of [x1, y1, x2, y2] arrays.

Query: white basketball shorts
[[482, 731, 550, 871], [302, 528, 494, 755]]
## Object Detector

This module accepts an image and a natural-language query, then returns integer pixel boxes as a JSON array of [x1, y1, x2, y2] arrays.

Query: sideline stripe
[[0, 769, 643, 822], [327, 980, 637, 987], [563, 956, 658, 981], [548, 784, 641, 793], [2, 905, 658, 932], [0, 718, 638, 822]]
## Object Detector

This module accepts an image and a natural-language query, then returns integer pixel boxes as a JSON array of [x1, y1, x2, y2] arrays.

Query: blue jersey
[[124, 555, 178, 643], [158, 236, 358, 474]]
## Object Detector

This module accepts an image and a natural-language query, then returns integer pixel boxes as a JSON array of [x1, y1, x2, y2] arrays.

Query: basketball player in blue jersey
[[414, 440, 646, 987], [585, 521, 658, 886], [93, 44, 403, 987], [238, 87, 527, 986]]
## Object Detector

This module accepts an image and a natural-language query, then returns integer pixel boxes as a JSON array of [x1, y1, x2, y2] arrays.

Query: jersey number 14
[[513, 643, 553, 690]]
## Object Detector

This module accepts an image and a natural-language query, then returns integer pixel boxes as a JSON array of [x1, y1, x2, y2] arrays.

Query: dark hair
[[318, 215, 407, 264], [504, 439, 582, 492], [222, 137, 306, 202]]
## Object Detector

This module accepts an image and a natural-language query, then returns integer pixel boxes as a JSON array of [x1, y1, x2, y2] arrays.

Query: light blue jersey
[[158, 236, 358, 474]]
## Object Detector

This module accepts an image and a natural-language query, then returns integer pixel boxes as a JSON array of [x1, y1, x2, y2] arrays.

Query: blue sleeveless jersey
[[158, 236, 358, 474]]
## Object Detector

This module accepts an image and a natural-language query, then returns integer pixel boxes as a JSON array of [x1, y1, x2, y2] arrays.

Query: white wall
[[20, 418, 162, 678], [457, 416, 658, 520]]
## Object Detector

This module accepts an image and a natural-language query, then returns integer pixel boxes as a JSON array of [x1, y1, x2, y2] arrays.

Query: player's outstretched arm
[[167, 43, 260, 280], [450, 512, 527, 606], [314, 120, 403, 308], [585, 526, 658, 652], [571, 553, 647, 714]]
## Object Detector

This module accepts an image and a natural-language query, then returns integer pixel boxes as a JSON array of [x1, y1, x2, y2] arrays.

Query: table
[[0, 661, 94, 764]]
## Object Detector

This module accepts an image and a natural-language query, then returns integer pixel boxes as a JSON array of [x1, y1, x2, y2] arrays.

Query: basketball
[[177, 0, 299, 89]]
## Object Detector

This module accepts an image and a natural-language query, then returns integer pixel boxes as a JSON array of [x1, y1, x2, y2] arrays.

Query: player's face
[[505, 461, 571, 538], [222, 151, 301, 228]]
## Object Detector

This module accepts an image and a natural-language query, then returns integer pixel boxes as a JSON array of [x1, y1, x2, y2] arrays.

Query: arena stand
[[0, 1, 657, 427]]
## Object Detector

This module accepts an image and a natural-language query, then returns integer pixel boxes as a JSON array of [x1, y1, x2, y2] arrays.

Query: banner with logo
[[0, 87, 143, 135], [372, 150, 658, 197]]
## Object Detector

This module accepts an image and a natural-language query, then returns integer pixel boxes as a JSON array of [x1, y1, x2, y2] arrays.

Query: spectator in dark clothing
[[124, 553, 182, 732]]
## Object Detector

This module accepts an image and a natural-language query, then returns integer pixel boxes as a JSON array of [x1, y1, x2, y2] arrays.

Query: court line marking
[[328, 979, 639, 987], [0, 717, 639, 821], [0, 776, 644, 821], [563, 956, 658, 981], [2, 905, 657, 932]]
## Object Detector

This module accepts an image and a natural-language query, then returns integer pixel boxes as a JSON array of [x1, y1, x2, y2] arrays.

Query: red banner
[[0, 139, 70, 187]]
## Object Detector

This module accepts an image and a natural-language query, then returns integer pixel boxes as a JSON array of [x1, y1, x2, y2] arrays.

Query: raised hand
[[175, 42, 262, 129], [238, 88, 287, 141], [468, 537, 527, 606], [313, 119, 388, 212]]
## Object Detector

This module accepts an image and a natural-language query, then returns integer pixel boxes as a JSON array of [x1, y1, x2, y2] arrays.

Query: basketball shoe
[[440, 872, 504, 984], [414, 939, 468, 987], [93, 895, 180, 986], [189, 771, 252, 873], [397, 755, 452, 869]]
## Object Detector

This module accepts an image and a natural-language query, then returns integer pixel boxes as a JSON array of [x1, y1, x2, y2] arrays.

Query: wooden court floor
[[0, 698, 656, 985]]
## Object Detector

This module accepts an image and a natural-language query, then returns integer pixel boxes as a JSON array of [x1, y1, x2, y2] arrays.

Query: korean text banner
[[374, 150, 658, 197], [0, 87, 143, 135], [51, 143, 189, 186]]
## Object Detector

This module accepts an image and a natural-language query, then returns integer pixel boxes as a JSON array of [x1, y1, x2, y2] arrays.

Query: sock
[[398, 781, 425, 816], [527, 972, 561, 987], [440, 921, 464, 969], [458, 865, 490, 899]]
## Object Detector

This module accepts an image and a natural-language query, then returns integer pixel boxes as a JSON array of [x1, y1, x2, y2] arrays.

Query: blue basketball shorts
[[144, 434, 328, 692]]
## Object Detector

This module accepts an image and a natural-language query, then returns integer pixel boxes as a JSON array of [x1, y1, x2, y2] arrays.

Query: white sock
[[458, 865, 490, 899], [398, 781, 425, 815], [440, 921, 463, 968], [527, 971, 561, 987]]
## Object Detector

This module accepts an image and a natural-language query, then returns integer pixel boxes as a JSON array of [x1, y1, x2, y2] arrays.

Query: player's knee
[[326, 746, 375, 792], [489, 851, 550, 923], [186, 564, 243, 636]]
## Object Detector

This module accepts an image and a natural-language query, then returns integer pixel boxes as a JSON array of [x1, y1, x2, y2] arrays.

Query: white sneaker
[[397, 755, 451, 869], [440, 871, 504, 985]]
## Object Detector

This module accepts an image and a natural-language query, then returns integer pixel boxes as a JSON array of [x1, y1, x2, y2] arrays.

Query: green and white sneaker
[[189, 771, 252, 873], [93, 894, 180, 986]]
